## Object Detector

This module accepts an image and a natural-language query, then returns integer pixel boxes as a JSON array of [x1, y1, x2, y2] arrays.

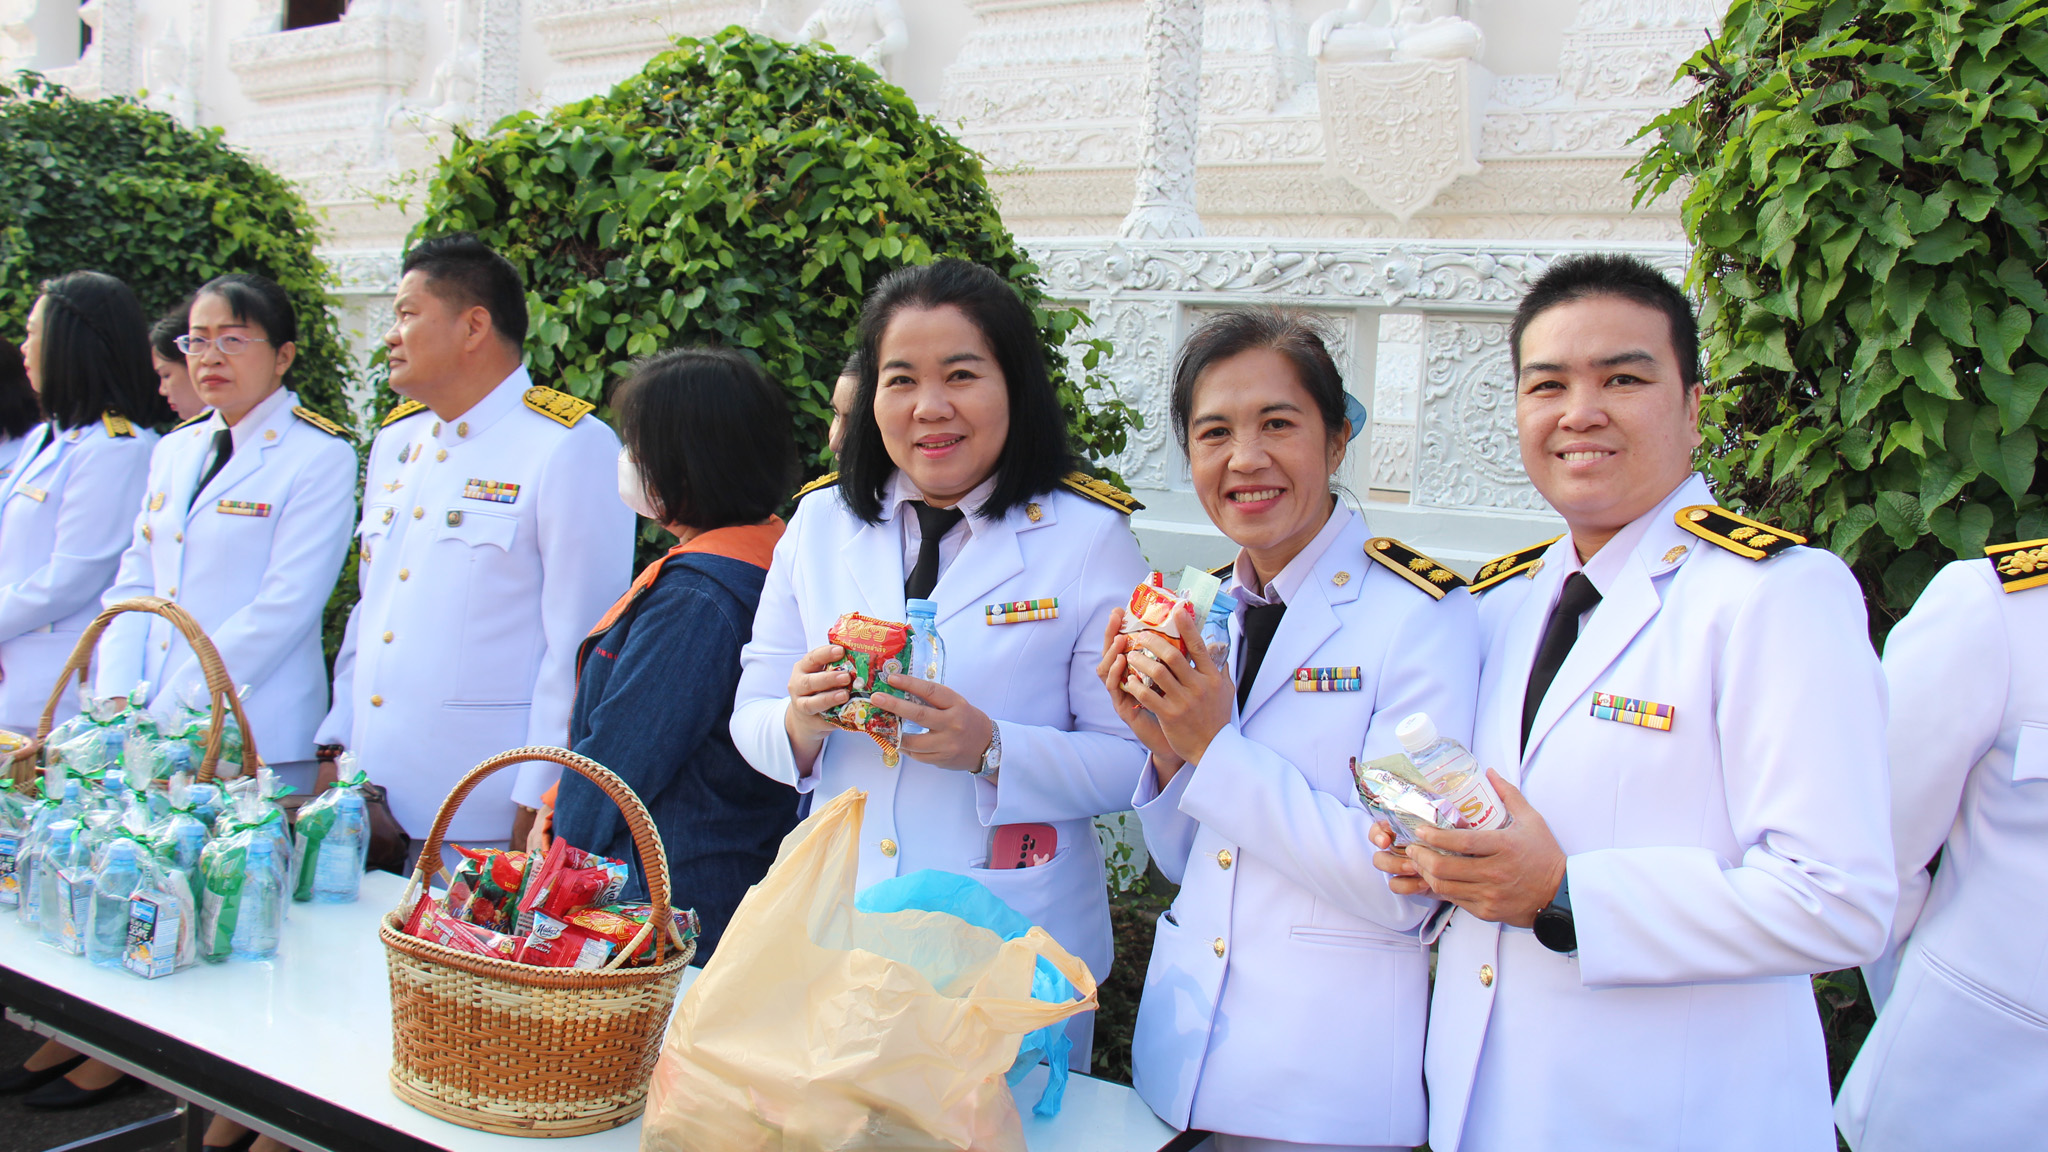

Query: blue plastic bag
[[855, 869, 1083, 1117]]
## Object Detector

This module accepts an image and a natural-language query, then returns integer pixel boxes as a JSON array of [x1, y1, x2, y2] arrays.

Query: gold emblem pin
[[446, 511, 463, 526], [457, 422, 470, 438], [1688, 508, 1710, 522], [263, 429, 277, 441], [149, 493, 164, 511], [431, 422, 442, 437], [1026, 502, 1042, 523], [1663, 545, 1688, 564], [1333, 571, 1350, 586]]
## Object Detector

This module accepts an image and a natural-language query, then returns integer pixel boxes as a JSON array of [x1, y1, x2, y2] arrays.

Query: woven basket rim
[[380, 911, 692, 990]]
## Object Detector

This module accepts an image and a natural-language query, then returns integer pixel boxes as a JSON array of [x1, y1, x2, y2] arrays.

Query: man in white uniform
[[1375, 253, 1895, 1151], [317, 234, 632, 847]]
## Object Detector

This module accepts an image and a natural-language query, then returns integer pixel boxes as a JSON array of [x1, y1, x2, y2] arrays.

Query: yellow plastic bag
[[640, 789, 1098, 1152]]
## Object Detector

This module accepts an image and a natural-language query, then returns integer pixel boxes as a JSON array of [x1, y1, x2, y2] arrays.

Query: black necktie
[[904, 501, 965, 600], [1237, 602, 1287, 711], [1521, 572, 1603, 752], [191, 429, 234, 508]]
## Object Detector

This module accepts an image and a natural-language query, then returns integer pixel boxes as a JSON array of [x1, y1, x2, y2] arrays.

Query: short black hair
[[1170, 308, 1349, 457], [401, 232, 528, 348], [1510, 254, 1701, 387], [192, 272, 298, 352], [148, 304, 189, 363], [615, 348, 796, 531], [32, 271, 171, 429], [839, 348, 863, 380], [839, 259, 1077, 523], [0, 342, 39, 439]]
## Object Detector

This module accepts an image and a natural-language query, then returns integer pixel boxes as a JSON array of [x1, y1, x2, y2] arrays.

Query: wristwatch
[[972, 718, 1002, 784], [1533, 871, 1576, 954]]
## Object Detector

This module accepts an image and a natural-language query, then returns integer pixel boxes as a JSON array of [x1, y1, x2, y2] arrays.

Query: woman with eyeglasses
[[93, 273, 357, 796]]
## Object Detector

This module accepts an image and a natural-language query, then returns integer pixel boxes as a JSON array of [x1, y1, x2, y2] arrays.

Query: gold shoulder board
[[380, 400, 427, 428], [1060, 471, 1143, 515], [1208, 561, 1234, 580], [100, 412, 135, 438], [1365, 537, 1468, 600], [793, 471, 840, 500], [292, 406, 348, 438], [523, 386, 595, 428], [1985, 537, 2048, 593], [1675, 505, 1806, 561], [1468, 534, 1564, 593], [173, 410, 211, 431]]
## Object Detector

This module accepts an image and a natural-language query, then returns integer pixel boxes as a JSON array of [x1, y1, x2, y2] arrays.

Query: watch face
[[1534, 907, 1577, 954]]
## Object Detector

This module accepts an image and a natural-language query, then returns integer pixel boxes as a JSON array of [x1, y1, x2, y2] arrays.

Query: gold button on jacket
[[1479, 964, 1495, 987], [1212, 937, 1227, 958], [879, 838, 898, 857], [1216, 849, 1233, 870]]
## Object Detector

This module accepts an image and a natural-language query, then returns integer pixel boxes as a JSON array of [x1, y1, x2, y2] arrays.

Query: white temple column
[[1117, 0, 1202, 240]]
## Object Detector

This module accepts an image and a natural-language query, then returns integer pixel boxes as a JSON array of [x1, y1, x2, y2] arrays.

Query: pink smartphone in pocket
[[989, 823, 1058, 869]]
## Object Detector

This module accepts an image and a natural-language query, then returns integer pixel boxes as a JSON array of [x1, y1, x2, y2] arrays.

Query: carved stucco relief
[[1416, 317, 1542, 511]]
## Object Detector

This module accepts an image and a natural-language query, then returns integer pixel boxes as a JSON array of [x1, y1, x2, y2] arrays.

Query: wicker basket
[[380, 746, 694, 1138], [7, 596, 258, 790]]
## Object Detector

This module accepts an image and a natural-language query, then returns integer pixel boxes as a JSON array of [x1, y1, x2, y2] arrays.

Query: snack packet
[[123, 858, 200, 980], [404, 892, 526, 962], [567, 903, 699, 967], [821, 612, 915, 766], [0, 776, 31, 907], [1120, 569, 1225, 691], [1352, 750, 1510, 853], [445, 846, 531, 933], [517, 910, 617, 969], [513, 836, 626, 933]]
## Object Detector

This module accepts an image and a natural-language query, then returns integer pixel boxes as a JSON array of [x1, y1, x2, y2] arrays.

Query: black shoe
[[0, 1054, 86, 1094], [21, 1070, 132, 1110]]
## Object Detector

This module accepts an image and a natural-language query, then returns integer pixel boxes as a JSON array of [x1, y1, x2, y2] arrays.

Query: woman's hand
[[1119, 605, 1234, 769], [872, 674, 995, 771], [783, 643, 851, 775], [1095, 609, 1185, 788]]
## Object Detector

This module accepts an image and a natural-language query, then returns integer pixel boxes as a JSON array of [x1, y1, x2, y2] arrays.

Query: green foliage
[[0, 75, 351, 421], [413, 28, 1138, 495], [1635, 0, 2048, 626]]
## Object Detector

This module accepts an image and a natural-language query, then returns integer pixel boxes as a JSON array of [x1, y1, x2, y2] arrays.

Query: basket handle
[[9, 597, 259, 790], [396, 746, 679, 961]]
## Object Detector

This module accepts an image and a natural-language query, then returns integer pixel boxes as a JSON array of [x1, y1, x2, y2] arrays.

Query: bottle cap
[[906, 598, 938, 617], [1395, 712, 1438, 753]]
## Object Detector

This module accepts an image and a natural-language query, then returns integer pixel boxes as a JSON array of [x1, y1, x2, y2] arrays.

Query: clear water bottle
[[38, 819, 91, 953], [311, 789, 368, 904], [1202, 589, 1237, 671], [1395, 713, 1509, 831], [902, 598, 947, 736], [87, 839, 143, 968], [230, 838, 281, 961], [20, 781, 83, 929]]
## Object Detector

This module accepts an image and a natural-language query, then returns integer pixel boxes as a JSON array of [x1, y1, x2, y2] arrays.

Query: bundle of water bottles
[[0, 744, 374, 978]]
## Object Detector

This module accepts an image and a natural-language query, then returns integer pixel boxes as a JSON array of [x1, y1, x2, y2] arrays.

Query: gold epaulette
[[1061, 471, 1143, 514], [524, 385, 594, 428], [381, 400, 426, 428], [1468, 535, 1563, 593], [173, 410, 211, 431], [292, 406, 348, 438], [101, 412, 135, 438], [1365, 537, 1467, 600], [1986, 537, 2048, 593], [793, 471, 839, 500], [1209, 561, 1234, 580], [1675, 505, 1806, 560]]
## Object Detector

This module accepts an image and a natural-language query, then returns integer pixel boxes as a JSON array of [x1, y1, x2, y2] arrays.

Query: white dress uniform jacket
[[94, 389, 356, 764], [316, 368, 633, 840], [730, 474, 1152, 1005], [1427, 473, 1894, 1152], [1835, 554, 2048, 1150], [1129, 505, 1479, 1149], [0, 415, 156, 732]]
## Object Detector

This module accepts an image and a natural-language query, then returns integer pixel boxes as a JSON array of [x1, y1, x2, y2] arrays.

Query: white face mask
[[617, 447, 659, 521]]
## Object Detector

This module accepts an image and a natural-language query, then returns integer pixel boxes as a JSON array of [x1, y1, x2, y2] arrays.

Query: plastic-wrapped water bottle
[[38, 819, 92, 953], [1202, 589, 1237, 670], [1394, 713, 1509, 831], [87, 839, 144, 968], [902, 598, 947, 736], [21, 780, 83, 928], [310, 788, 368, 904], [230, 838, 281, 961]]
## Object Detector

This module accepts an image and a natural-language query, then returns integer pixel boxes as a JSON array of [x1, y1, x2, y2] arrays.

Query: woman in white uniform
[[0, 272, 163, 734], [1098, 310, 1481, 1152], [731, 259, 1152, 1064], [148, 305, 206, 422], [95, 273, 357, 792]]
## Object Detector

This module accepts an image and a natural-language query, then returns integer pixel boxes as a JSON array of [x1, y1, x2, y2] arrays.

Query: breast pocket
[[359, 503, 396, 563], [437, 508, 517, 553], [2013, 722, 2048, 783]]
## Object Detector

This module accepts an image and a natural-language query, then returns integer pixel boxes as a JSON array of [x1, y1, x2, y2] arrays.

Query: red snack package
[[518, 911, 615, 970], [1122, 572, 1196, 658], [567, 905, 656, 965], [405, 894, 524, 962], [821, 613, 913, 767], [447, 846, 528, 932]]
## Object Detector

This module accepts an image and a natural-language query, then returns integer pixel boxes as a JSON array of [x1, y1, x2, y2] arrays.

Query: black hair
[[1510, 253, 1701, 387], [1169, 308, 1349, 456], [839, 259, 1077, 523], [148, 303, 189, 363], [615, 348, 796, 531], [31, 271, 172, 429], [839, 349, 863, 380], [0, 343, 39, 440], [401, 232, 528, 348], [191, 272, 298, 361]]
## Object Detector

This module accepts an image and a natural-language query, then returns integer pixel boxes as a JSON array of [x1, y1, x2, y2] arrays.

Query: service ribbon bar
[[216, 500, 271, 517], [986, 598, 1058, 625], [1590, 692, 1674, 731], [463, 479, 520, 504], [1294, 666, 1363, 692]]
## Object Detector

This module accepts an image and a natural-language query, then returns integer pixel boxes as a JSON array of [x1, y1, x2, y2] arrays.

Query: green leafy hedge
[[0, 75, 349, 421], [1635, 0, 2048, 625], [413, 27, 1137, 485]]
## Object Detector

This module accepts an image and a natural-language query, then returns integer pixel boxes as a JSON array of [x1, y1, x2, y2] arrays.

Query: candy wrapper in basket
[[820, 613, 914, 767], [291, 756, 371, 904]]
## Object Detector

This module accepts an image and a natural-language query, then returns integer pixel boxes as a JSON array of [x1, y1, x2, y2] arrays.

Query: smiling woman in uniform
[[730, 258, 1151, 1065], [1097, 309, 1480, 1152], [94, 273, 358, 794]]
